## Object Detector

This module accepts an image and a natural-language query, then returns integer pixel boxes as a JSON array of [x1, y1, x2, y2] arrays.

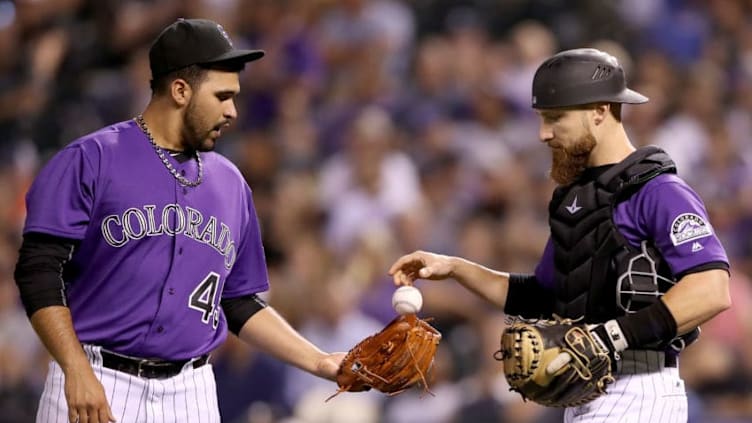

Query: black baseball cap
[[149, 18, 265, 78], [532, 48, 648, 109]]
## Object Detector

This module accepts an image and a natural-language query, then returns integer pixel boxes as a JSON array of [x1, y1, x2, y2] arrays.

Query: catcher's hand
[[495, 317, 616, 408], [326, 314, 442, 401]]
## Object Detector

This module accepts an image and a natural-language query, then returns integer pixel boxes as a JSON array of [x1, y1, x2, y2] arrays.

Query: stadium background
[[1, 0, 751, 422]]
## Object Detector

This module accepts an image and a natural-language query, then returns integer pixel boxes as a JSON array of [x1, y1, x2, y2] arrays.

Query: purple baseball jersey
[[23, 120, 270, 360], [535, 173, 728, 288]]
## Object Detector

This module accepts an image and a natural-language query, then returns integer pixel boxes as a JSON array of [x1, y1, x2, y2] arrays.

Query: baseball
[[392, 286, 423, 315]]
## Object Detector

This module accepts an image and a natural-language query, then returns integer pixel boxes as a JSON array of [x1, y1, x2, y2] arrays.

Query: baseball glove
[[495, 317, 615, 407], [326, 314, 442, 401]]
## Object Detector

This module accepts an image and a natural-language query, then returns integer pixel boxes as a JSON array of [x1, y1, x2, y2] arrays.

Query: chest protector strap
[[548, 146, 676, 322]]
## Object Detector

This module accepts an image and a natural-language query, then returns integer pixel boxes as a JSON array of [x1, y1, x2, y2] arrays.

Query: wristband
[[615, 298, 677, 348], [590, 320, 628, 363]]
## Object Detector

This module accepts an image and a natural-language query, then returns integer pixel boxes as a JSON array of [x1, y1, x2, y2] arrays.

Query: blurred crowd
[[1, 0, 752, 422]]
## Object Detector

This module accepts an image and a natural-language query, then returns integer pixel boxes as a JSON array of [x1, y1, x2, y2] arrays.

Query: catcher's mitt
[[495, 317, 615, 408], [326, 314, 442, 401]]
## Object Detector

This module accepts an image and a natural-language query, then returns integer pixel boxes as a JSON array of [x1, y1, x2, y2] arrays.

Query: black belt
[[100, 350, 209, 379], [616, 350, 678, 375]]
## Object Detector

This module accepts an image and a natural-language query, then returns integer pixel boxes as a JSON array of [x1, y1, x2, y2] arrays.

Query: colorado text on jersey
[[100, 203, 237, 269]]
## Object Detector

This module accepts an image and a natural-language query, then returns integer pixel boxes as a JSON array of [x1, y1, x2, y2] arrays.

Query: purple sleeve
[[24, 145, 96, 239], [221, 189, 269, 298], [614, 174, 729, 276]]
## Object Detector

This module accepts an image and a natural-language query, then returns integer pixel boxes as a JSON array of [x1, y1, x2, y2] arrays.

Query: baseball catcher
[[388, 48, 730, 421], [495, 316, 617, 407], [326, 313, 442, 401]]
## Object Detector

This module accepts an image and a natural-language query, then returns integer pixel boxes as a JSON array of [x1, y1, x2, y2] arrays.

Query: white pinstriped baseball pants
[[36, 345, 221, 423], [564, 350, 688, 423]]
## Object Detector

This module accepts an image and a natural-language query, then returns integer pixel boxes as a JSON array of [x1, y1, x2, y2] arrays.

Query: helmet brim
[[532, 87, 649, 109], [615, 88, 649, 104]]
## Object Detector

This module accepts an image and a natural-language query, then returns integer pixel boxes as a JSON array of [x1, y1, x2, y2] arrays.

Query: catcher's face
[[537, 108, 597, 185]]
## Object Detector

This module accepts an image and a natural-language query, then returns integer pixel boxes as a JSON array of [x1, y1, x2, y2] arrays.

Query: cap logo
[[216, 24, 233, 47], [591, 65, 611, 80]]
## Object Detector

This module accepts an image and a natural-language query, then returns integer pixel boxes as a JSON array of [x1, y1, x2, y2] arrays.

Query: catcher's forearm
[[611, 268, 730, 349], [658, 268, 730, 334], [30, 306, 92, 373], [237, 306, 327, 375], [448, 257, 511, 308]]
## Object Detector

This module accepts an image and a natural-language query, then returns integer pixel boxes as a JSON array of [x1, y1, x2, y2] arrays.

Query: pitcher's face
[[182, 70, 240, 152]]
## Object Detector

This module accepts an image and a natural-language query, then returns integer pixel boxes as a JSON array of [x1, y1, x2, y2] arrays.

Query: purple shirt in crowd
[[535, 173, 729, 289], [23, 120, 270, 360]]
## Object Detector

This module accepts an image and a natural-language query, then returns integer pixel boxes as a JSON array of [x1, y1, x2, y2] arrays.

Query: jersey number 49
[[189, 272, 221, 329]]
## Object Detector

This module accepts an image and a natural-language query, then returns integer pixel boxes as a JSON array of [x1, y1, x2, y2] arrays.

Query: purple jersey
[[535, 173, 728, 289], [23, 120, 269, 360]]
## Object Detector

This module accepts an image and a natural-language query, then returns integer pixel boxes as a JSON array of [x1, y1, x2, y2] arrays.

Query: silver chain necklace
[[135, 115, 203, 187]]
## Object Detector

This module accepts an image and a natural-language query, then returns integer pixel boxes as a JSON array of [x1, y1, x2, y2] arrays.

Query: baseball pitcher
[[14, 18, 343, 423]]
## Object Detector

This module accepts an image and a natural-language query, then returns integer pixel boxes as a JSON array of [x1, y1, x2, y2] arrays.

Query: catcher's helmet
[[532, 48, 648, 109]]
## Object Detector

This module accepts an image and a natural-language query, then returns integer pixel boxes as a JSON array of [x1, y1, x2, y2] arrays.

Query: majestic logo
[[100, 204, 236, 269], [691, 242, 704, 252], [565, 196, 583, 214], [670, 213, 712, 246]]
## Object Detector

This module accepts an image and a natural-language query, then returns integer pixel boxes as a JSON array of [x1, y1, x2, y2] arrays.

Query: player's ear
[[170, 78, 192, 107], [592, 103, 609, 126]]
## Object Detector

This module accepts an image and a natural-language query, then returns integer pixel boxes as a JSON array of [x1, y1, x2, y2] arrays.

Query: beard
[[549, 132, 597, 185], [183, 100, 223, 152]]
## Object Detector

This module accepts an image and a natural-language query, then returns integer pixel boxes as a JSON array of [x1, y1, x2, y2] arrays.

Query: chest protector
[[548, 146, 676, 322]]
